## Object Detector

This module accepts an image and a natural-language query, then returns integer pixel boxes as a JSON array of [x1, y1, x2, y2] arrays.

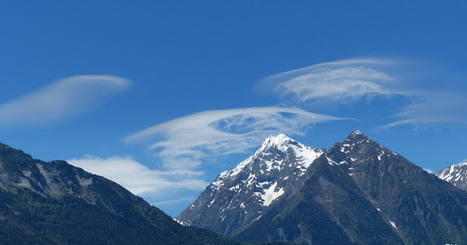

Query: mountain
[[437, 162, 467, 191], [0, 142, 240, 244], [177, 134, 324, 236], [178, 131, 467, 244]]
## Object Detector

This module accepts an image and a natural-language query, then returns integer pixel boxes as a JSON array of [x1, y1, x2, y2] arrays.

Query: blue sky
[[1, 1, 467, 216]]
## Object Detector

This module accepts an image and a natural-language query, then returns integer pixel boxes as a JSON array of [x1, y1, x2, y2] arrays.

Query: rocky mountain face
[[178, 131, 467, 244], [177, 134, 324, 236], [0, 142, 240, 244], [437, 162, 467, 191]]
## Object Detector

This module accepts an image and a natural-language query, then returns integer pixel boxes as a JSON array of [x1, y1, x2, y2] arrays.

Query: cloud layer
[[381, 92, 467, 129], [62, 107, 339, 200], [0, 75, 131, 128], [259, 58, 467, 129], [259, 59, 400, 105], [126, 106, 346, 170], [68, 156, 208, 196]]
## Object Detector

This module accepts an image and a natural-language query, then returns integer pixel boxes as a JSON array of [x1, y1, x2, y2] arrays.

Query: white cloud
[[0, 75, 131, 128], [423, 168, 434, 174], [381, 92, 467, 129], [258, 58, 401, 105], [126, 106, 347, 170], [70, 106, 345, 204], [67, 156, 208, 196], [152, 197, 197, 206], [260, 58, 467, 130]]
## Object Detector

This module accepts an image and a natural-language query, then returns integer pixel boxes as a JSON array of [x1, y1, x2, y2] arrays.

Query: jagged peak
[[345, 130, 370, 142], [265, 133, 294, 144], [258, 134, 295, 152], [214, 134, 296, 182], [212, 133, 322, 188], [351, 130, 362, 135], [437, 162, 467, 183], [438, 162, 467, 174], [336, 130, 387, 156]]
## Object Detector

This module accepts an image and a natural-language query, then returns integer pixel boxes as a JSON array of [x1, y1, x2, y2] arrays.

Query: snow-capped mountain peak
[[437, 162, 467, 191], [351, 129, 362, 135], [178, 131, 467, 244], [254, 134, 323, 175], [345, 129, 368, 142], [337, 130, 374, 155], [258, 133, 294, 152], [214, 134, 322, 186], [177, 134, 324, 235]]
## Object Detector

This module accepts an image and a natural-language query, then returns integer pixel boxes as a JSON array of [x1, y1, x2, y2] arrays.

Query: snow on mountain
[[235, 131, 467, 244], [214, 134, 321, 185], [437, 162, 467, 191], [177, 134, 324, 236], [212, 133, 323, 206], [178, 131, 467, 244]]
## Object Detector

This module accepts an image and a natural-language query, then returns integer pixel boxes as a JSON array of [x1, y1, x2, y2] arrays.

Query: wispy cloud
[[423, 168, 434, 174], [0, 75, 131, 128], [84, 107, 344, 205], [126, 106, 347, 170], [258, 58, 401, 105], [152, 197, 197, 206], [381, 92, 467, 129], [67, 156, 208, 196], [259, 58, 467, 129]]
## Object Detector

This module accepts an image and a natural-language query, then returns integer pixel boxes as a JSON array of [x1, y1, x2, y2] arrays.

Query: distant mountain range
[[0, 142, 240, 244], [2, 131, 466, 244], [178, 131, 467, 244], [437, 162, 467, 192]]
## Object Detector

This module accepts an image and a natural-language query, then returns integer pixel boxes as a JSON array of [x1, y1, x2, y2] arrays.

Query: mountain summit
[[179, 131, 467, 244], [177, 134, 324, 236]]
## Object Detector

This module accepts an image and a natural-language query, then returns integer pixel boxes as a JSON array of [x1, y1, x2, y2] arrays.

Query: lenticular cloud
[[260, 58, 467, 129], [0, 75, 131, 128], [125, 106, 347, 170], [258, 58, 400, 105]]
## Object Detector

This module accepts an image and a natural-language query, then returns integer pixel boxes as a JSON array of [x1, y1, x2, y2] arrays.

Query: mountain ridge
[[179, 131, 467, 244], [177, 133, 324, 236], [437, 162, 467, 191], [0, 141, 241, 244]]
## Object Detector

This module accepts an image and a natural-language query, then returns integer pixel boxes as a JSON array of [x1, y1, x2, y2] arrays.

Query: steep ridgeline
[[237, 131, 467, 244], [181, 131, 467, 244], [437, 162, 467, 191], [0, 142, 240, 245], [177, 134, 324, 236]]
